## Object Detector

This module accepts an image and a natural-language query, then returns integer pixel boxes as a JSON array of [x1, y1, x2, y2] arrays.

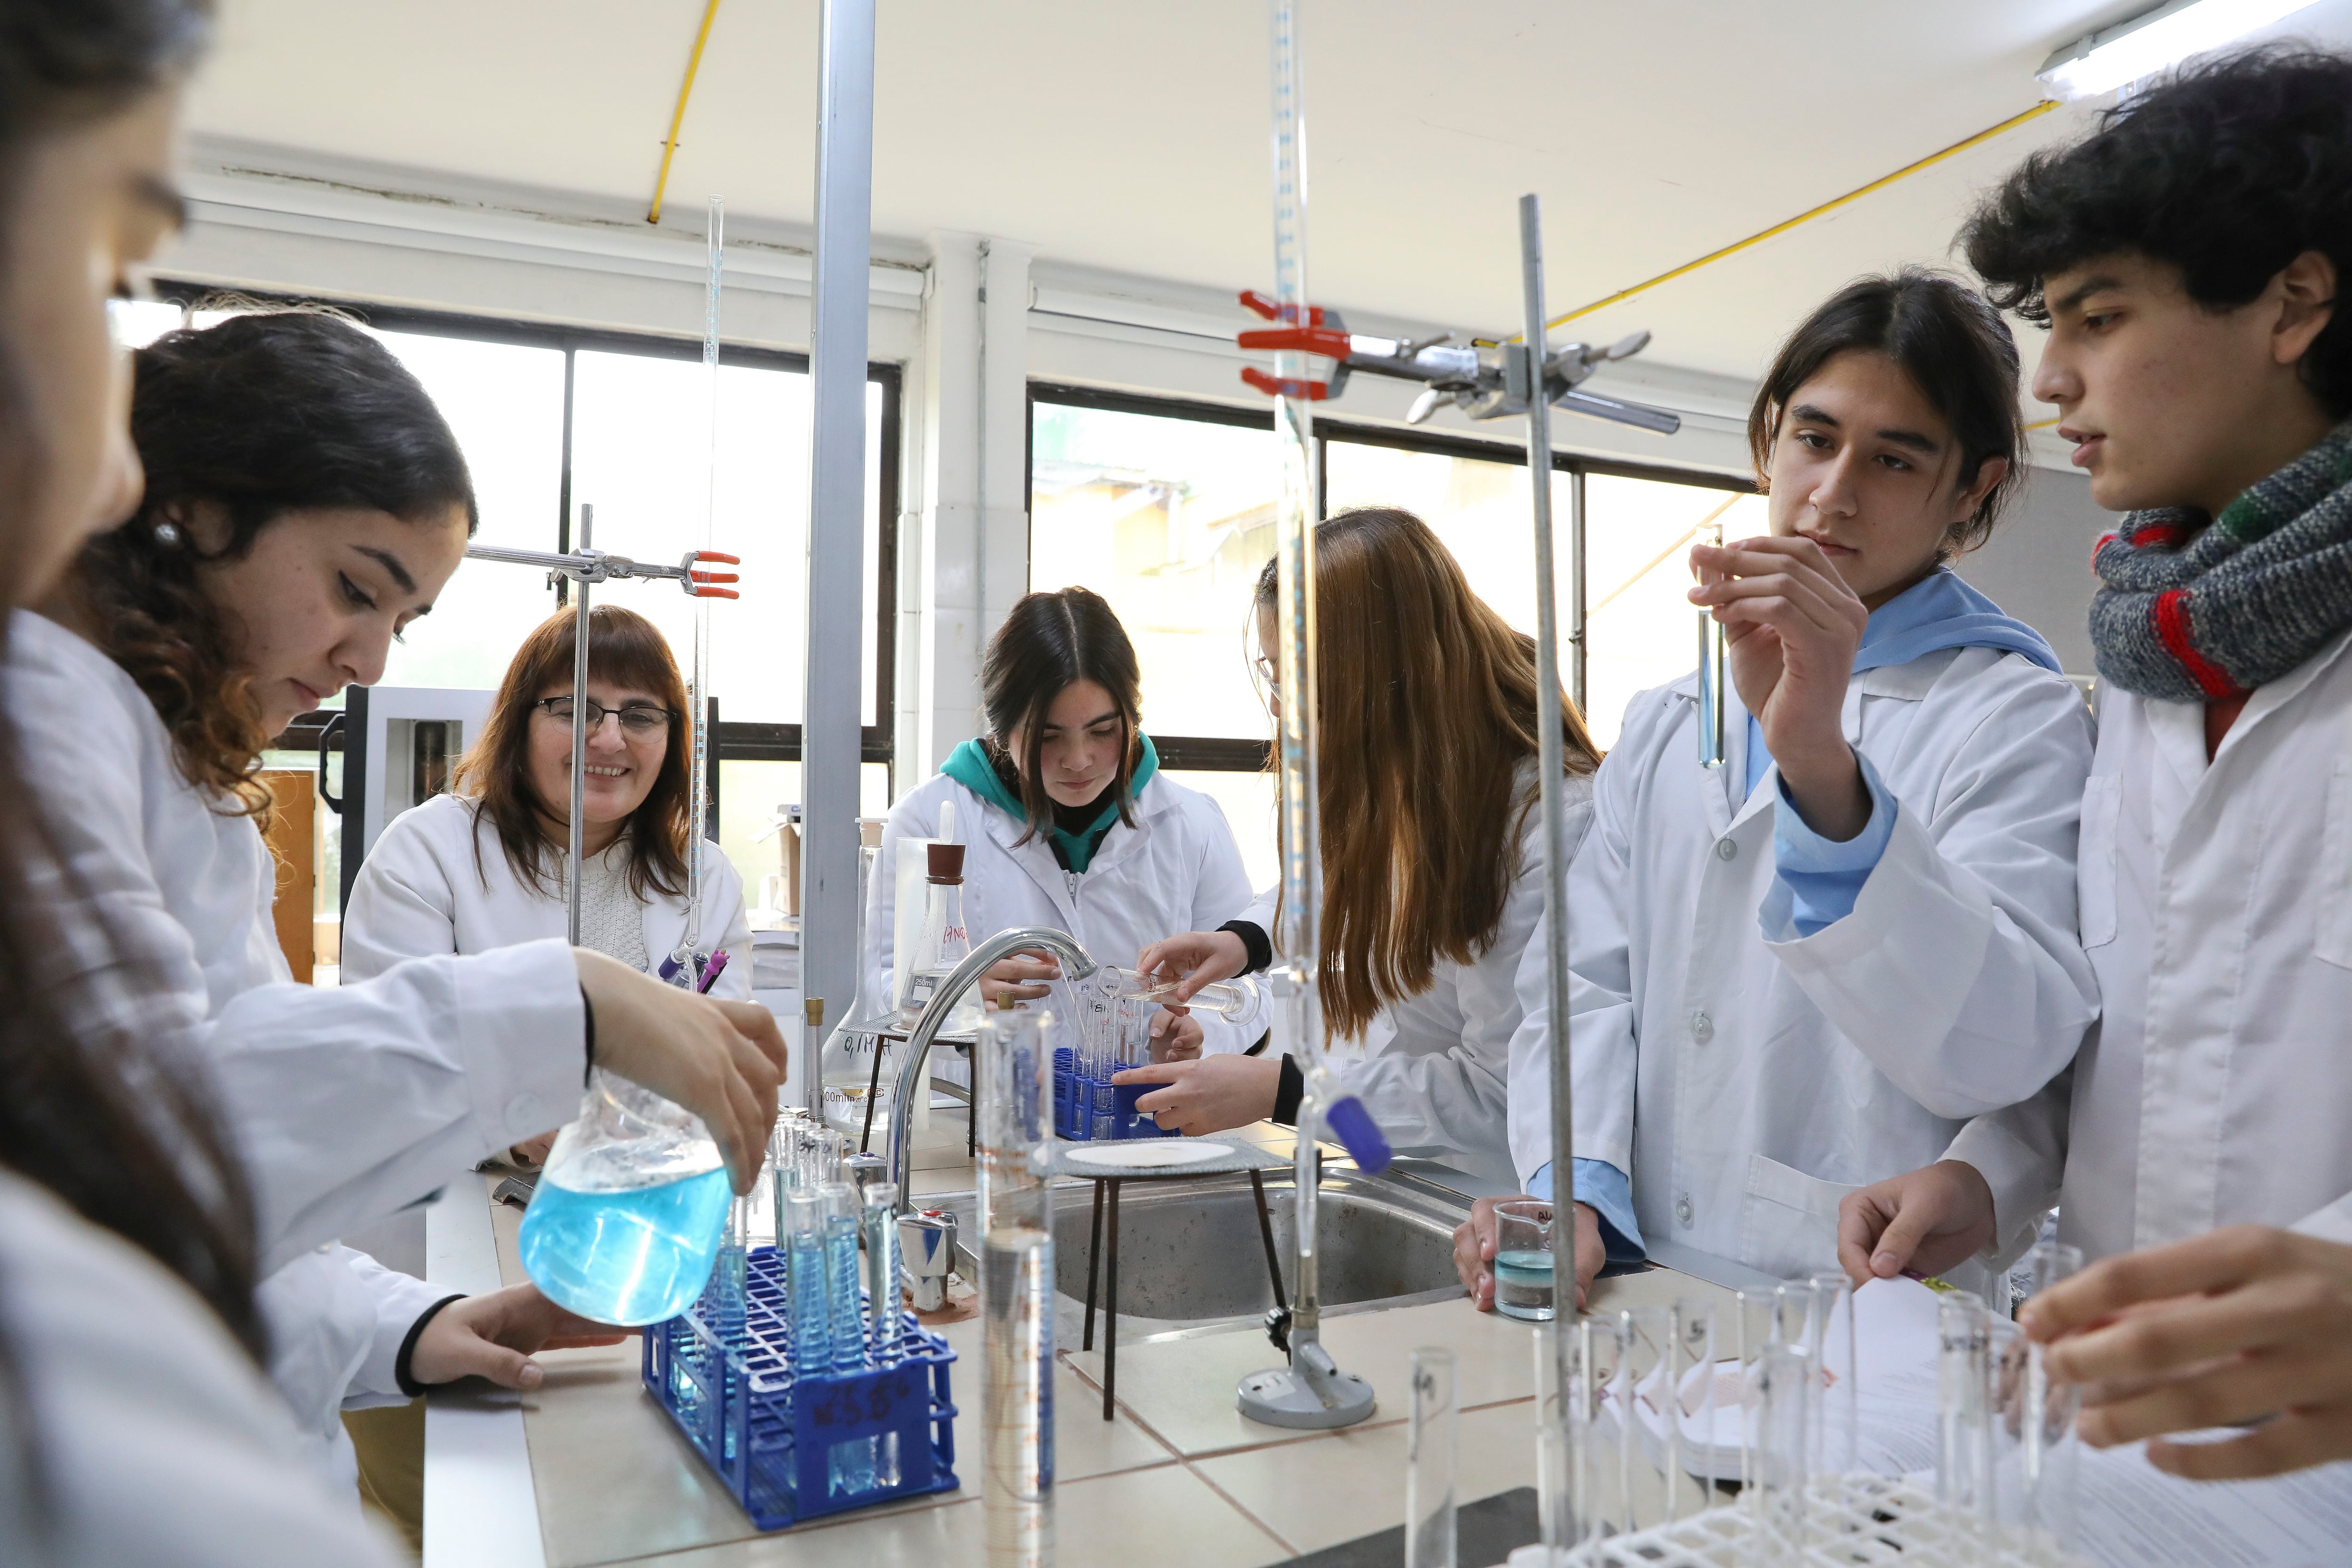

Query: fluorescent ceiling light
[[2038, 0, 2320, 100]]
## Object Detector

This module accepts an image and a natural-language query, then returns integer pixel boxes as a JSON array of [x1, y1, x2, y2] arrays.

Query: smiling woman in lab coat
[[342, 603, 754, 1039], [1456, 270, 2099, 1308], [865, 586, 1260, 1059]]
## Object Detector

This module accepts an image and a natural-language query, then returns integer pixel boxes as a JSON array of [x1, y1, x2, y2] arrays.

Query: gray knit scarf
[[2089, 420, 2352, 700]]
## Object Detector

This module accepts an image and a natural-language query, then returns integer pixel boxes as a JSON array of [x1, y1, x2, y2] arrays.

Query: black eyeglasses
[[534, 696, 675, 736]]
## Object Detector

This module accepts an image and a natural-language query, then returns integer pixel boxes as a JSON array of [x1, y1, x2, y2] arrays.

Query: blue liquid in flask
[[518, 1165, 731, 1325]]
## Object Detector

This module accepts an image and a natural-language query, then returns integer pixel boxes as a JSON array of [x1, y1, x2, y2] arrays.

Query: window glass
[[570, 353, 883, 726], [1322, 436, 1562, 634], [1583, 478, 1768, 748], [1165, 768, 1279, 899], [716, 760, 893, 924], [372, 331, 567, 692], [1030, 402, 1275, 740]]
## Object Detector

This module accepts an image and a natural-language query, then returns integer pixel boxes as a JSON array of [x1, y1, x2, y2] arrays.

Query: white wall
[[1951, 468, 2112, 677]]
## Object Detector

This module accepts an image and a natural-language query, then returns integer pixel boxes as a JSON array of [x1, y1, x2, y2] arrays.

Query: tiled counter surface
[[447, 1117, 1735, 1568]]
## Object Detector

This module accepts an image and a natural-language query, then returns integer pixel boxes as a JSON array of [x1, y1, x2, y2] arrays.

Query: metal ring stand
[[1073, 1161, 1290, 1422]]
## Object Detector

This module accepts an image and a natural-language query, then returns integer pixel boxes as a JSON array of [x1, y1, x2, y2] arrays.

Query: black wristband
[[395, 1294, 469, 1397], [1218, 919, 1274, 976], [580, 983, 596, 1086], [1271, 1053, 1304, 1125]]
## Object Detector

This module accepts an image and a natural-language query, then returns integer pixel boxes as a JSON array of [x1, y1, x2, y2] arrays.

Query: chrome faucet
[[885, 925, 1100, 1210]]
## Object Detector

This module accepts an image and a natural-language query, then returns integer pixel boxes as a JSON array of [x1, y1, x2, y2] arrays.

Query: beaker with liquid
[[1492, 1199, 1557, 1321], [518, 1071, 732, 1326]]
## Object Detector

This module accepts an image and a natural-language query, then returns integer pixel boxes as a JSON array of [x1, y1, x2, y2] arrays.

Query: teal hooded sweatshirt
[[938, 733, 1160, 874]]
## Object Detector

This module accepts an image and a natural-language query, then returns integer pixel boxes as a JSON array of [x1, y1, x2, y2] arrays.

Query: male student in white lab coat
[[1841, 48, 2352, 1481], [1455, 268, 2101, 1304]]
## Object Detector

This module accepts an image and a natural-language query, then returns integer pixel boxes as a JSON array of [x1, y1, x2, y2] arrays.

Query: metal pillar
[[1520, 194, 1581, 1553], [799, 0, 875, 1114]]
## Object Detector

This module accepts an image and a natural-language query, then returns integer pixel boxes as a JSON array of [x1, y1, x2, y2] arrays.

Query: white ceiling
[[184, 0, 2352, 387]]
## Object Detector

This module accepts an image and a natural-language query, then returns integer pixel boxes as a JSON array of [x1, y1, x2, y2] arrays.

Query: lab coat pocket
[[2317, 733, 2352, 970], [1738, 1154, 1859, 1280], [2075, 775, 2122, 951]]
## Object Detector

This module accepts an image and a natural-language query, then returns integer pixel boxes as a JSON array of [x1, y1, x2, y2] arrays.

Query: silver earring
[[153, 520, 182, 544]]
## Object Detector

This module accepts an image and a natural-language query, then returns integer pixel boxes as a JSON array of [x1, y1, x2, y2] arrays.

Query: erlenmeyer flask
[[517, 1070, 731, 1325]]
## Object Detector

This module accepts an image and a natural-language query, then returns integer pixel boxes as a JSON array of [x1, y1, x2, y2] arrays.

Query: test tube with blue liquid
[[785, 1189, 829, 1367], [821, 1181, 866, 1372], [864, 1181, 903, 1363]]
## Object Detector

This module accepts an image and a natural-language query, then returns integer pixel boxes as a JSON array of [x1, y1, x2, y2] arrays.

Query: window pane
[[716, 760, 893, 929], [570, 352, 884, 725], [1164, 768, 1279, 898], [373, 331, 567, 691], [1030, 402, 1275, 740], [1583, 478, 1767, 749]]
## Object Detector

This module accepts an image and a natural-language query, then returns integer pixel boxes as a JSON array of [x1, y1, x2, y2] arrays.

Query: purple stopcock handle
[[1322, 1094, 1391, 1173]]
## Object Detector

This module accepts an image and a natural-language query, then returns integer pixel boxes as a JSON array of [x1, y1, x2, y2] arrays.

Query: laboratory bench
[[421, 1108, 1769, 1568]]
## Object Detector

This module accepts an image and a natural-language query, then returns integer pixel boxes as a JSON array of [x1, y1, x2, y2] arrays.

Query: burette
[[671, 195, 725, 988], [1234, 0, 1387, 1436]]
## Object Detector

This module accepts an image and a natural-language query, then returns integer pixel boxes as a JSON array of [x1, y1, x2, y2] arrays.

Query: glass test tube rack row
[[1455, 1245, 2090, 1568], [1054, 967, 1261, 1143], [641, 1109, 960, 1529]]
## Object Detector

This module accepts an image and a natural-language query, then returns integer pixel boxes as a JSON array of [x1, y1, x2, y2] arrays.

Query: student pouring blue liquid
[[518, 1074, 735, 1325]]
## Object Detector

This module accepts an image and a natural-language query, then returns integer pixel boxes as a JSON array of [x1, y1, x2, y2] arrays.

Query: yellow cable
[[647, 0, 725, 226], [1502, 100, 2059, 341]]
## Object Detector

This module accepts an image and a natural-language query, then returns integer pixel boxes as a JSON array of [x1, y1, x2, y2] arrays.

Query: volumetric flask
[[518, 1070, 730, 1326], [1405, 1346, 1458, 1568], [1492, 1199, 1556, 1322]]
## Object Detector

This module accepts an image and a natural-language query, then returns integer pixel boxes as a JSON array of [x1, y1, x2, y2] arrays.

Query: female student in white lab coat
[[344, 602, 755, 1061], [865, 586, 1260, 1059], [1454, 270, 2099, 1306], [1112, 507, 1601, 1190], [19, 310, 781, 1523]]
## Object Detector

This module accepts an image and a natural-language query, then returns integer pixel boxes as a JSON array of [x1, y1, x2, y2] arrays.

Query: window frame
[[1026, 380, 1755, 769], [158, 283, 904, 788]]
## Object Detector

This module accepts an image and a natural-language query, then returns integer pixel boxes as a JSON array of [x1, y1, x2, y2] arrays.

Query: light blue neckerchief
[[1744, 569, 2061, 793]]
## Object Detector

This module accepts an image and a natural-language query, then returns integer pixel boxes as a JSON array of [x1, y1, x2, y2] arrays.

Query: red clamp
[[1238, 290, 1347, 401], [686, 549, 741, 599], [1240, 367, 1332, 400], [1239, 288, 1330, 326]]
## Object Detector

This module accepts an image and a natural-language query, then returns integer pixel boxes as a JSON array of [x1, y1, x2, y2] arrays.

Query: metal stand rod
[[1103, 1177, 1121, 1422], [1250, 1168, 1287, 1314], [566, 505, 592, 948], [798, 0, 877, 1119], [858, 1030, 886, 1152], [1083, 1179, 1104, 1353], [1520, 193, 1580, 1551]]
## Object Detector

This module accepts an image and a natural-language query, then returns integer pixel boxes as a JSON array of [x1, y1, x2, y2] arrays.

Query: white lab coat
[[7, 612, 588, 1484], [1240, 766, 1596, 1189], [1954, 629, 2352, 1261], [866, 771, 1267, 1055], [0, 1170, 403, 1566], [342, 791, 753, 999], [1511, 646, 2098, 1281]]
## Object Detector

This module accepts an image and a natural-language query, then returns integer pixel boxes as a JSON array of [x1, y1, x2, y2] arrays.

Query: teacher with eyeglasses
[[344, 603, 755, 1158]]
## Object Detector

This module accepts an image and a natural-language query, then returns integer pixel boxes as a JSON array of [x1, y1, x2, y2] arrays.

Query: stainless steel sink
[[926, 1163, 1473, 1344], [1054, 1167, 1466, 1325]]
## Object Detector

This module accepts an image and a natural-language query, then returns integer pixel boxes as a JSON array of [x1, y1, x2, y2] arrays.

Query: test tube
[[1404, 1346, 1458, 1568], [1752, 1343, 1813, 1562], [785, 1189, 830, 1366], [1534, 1324, 1573, 1556], [1806, 1269, 1858, 1479], [821, 1181, 866, 1372], [715, 1189, 750, 1341], [978, 1010, 1055, 1567], [1696, 517, 1728, 769], [1937, 1294, 1994, 1525], [2014, 1242, 2085, 1557], [863, 1181, 904, 1363]]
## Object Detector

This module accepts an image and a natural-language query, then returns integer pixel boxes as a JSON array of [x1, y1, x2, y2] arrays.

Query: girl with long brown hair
[[1116, 506, 1600, 1190], [18, 306, 784, 1526]]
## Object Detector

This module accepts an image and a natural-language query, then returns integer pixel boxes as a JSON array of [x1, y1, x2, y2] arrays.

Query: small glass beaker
[[1492, 1199, 1557, 1322]]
